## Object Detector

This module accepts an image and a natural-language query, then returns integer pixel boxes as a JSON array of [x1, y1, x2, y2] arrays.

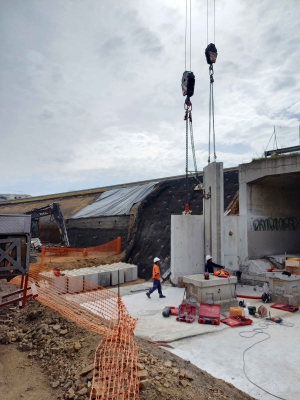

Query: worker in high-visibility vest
[[146, 257, 166, 299]]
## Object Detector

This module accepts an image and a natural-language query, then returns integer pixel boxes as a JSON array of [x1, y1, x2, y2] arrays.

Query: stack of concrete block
[[39, 262, 138, 294], [38, 271, 68, 294]]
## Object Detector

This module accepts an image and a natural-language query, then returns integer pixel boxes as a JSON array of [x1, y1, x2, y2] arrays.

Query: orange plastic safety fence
[[11, 263, 139, 399], [41, 237, 122, 265]]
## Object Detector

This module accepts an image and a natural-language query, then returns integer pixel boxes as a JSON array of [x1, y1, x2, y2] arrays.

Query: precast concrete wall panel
[[223, 216, 239, 270], [171, 215, 204, 285]]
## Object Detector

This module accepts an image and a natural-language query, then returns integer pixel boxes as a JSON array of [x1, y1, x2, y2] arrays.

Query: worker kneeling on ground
[[146, 257, 166, 299], [205, 255, 224, 274]]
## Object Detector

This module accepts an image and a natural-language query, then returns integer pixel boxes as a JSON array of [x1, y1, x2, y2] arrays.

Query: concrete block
[[110, 268, 124, 286], [67, 274, 84, 293], [123, 265, 138, 282], [39, 271, 68, 294], [84, 272, 100, 290], [97, 270, 111, 287]]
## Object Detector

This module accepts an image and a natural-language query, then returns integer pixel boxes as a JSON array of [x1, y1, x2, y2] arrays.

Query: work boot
[[146, 292, 151, 299], [159, 294, 166, 298]]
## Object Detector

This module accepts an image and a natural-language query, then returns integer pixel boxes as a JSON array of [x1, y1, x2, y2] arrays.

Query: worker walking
[[146, 257, 166, 299], [205, 255, 225, 274]]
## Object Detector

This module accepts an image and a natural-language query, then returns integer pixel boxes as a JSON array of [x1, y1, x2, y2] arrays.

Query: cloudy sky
[[1, 0, 299, 196]]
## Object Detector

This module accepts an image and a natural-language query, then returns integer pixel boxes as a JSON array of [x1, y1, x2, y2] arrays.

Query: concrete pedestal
[[267, 271, 300, 303], [183, 274, 237, 308]]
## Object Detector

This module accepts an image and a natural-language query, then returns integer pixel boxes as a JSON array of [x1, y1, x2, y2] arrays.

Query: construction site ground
[[122, 284, 300, 400], [0, 280, 256, 400]]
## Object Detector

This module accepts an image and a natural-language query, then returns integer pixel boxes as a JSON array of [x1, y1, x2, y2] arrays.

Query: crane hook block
[[181, 71, 195, 97], [205, 43, 218, 65]]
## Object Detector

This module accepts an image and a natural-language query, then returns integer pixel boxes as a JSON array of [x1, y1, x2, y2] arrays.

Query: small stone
[[185, 371, 195, 380], [139, 379, 152, 390], [20, 343, 33, 351], [60, 329, 68, 336], [78, 364, 95, 377], [164, 360, 172, 368], [179, 379, 189, 388], [137, 363, 145, 370], [172, 368, 179, 375], [179, 369, 186, 379], [74, 341, 81, 351], [138, 370, 148, 380], [63, 381, 72, 390], [52, 381, 60, 389], [67, 387, 75, 399], [28, 351, 38, 358], [52, 325, 61, 331], [50, 347, 61, 354], [150, 370, 158, 377], [163, 382, 170, 388], [76, 388, 87, 396]]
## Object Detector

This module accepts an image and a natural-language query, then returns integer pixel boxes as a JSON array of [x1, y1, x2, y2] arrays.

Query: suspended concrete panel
[[171, 215, 204, 285]]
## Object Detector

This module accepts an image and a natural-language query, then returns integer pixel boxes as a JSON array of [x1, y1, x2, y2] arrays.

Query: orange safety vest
[[152, 264, 161, 280]]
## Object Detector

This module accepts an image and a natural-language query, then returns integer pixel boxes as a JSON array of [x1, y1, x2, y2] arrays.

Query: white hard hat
[[206, 255, 212, 261], [153, 257, 160, 263]]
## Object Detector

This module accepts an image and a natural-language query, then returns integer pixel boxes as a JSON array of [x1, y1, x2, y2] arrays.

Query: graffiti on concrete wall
[[253, 217, 300, 231]]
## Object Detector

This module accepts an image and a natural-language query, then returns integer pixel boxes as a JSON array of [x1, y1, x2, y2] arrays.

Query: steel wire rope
[[207, 0, 217, 162], [185, 0, 187, 71], [190, 0, 192, 71], [212, 79, 216, 160], [186, 114, 189, 205], [189, 116, 197, 172], [208, 82, 212, 163]]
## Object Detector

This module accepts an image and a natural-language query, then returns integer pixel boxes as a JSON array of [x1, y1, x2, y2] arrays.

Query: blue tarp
[[71, 182, 157, 218]]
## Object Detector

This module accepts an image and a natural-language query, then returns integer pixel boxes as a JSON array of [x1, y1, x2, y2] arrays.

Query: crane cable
[[207, 0, 217, 163], [182, 0, 197, 211]]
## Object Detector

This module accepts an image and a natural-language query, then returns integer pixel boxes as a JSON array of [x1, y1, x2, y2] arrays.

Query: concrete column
[[203, 162, 224, 265]]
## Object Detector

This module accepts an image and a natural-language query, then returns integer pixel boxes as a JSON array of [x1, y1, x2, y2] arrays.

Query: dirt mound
[[0, 280, 254, 400]]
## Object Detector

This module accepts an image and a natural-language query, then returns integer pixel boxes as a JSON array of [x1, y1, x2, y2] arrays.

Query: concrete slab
[[169, 311, 300, 400], [122, 287, 229, 342]]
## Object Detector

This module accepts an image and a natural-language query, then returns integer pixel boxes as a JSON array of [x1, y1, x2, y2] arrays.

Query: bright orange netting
[[11, 262, 139, 399], [40, 237, 122, 266]]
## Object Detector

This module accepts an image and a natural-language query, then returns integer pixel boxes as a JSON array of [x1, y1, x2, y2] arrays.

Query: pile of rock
[[0, 302, 99, 400], [137, 347, 195, 394]]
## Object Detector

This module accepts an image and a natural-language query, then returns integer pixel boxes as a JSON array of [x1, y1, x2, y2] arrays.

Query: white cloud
[[0, 0, 299, 195]]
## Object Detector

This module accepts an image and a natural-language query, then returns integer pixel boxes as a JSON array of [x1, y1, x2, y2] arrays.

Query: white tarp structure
[[71, 182, 157, 218]]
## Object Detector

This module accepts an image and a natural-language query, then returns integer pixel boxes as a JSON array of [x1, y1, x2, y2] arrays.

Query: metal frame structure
[[0, 214, 37, 308]]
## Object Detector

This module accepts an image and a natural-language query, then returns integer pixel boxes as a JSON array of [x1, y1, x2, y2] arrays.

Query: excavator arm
[[25, 203, 69, 246]]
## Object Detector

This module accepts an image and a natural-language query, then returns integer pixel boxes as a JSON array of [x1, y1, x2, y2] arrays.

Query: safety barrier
[[41, 237, 122, 266], [11, 261, 139, 399]]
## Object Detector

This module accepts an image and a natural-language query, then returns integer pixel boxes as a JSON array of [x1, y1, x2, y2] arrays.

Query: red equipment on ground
[[198, 303, 221, 325], [270, 303, 299, 312], [167, 306, 179, 316], [221, 316, 253, 327], [176, 304, 196, 323]]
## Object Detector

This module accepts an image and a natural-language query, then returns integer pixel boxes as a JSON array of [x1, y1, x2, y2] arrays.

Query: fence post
[[116, 237, 122, 254]]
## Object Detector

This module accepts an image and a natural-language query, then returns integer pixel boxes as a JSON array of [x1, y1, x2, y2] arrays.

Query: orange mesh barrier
[[11, 262, 139, 399], [41, 237, 122, 266]]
